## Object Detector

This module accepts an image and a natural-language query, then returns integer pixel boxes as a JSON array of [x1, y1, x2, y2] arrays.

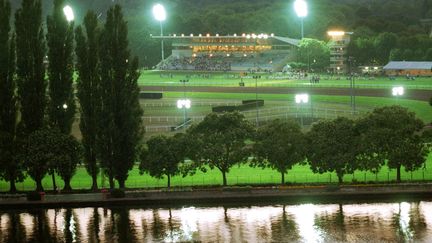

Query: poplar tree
[[46, 0, 75, 191], [75, 11, 101, 191], [98, 5, 143, 189], [46, 0, 75, 134], [15, 0, 46, 136], [0, 0, 24, 193]]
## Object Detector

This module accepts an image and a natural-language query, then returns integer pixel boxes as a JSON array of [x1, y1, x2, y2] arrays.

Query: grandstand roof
[[383, 61, 432, 70], [151, 34, 300, 46]]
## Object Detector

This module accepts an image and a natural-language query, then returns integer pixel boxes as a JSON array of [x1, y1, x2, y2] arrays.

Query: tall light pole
[[179, 79, 190, 126], [177, 99, 191, 126], [153, 3, 166, 62], [295, 94, 309, 127], [294, 0, 308, 39], [392, 86, 404, 105], [253, 75, 261, 127], [348, 56, 356, 113]]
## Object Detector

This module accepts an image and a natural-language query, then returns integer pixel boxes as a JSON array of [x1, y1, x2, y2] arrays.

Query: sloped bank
[[1, 183, 431, 209]]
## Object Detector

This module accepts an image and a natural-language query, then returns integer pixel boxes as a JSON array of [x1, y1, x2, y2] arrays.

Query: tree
[[348, 37, 376, 65], [52, 134, 82, 192], [75, 11, 101, 191], [357, 106, 426, 182], [425, 48, 432, 61], [297, 38, 330, 71], [139, 134, 188, 188], [374, 32, 398, 65], [23, 128, 81, 192], [252, 119, 306, 184], [389, 48, 404, 61], [15, 0, 46, 137], [46, 0, 75, 134], [0, 0, 24, 193], [187, 112, 253, 186], [23, 129, 54, 192], [306, 117, 358, 183], [97, 5, 143, 189]]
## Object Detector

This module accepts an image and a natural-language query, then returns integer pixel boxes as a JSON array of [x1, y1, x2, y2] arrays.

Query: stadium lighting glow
[[246, 34, 251, 39], [181, 33, 184, 37], [327, 31, 345, 36], [295, 94, 309, 104], [294, 0, 307, 38], [216, 33, 219, 37], [294, 0, 308, 17], [199, 34, 202, 37], [392, 86, 404, 96], [263, 34, 269, 39], [153, 3, 166, 62], [177, 99, 191, 109], [206, 33, 210, 37], [62, 103, 68, 109], [252, 33, 257, 39], [242, 33, 246, 37], [63, 5, 74, 22], [233, 33, 237, 37], [152, 3, 166, 21], [190, 34, 193, 37]]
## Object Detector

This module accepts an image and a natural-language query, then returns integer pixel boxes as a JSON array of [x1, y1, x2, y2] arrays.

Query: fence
[[143, 106, 366, 132], [2, 167, 431, 191], [140, 79, 432, 90]]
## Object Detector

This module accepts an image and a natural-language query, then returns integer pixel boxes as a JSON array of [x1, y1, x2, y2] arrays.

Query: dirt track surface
[[142, 86, 432, 101]]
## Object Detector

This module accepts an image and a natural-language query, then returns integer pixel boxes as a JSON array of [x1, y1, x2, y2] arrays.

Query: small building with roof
[[383, 61, 432, 76]]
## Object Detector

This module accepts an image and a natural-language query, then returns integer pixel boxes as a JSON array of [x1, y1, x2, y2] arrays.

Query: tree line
[[0, 0, 142, 192], [141, 107, 431, 187], [348, 32, 432, 67]]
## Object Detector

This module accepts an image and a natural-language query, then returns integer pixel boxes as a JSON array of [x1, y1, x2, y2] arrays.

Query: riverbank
[[1, 183, 431, 209]]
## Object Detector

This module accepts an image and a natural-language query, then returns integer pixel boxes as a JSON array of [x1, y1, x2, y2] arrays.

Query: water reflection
[[1, 201, 432, 242]]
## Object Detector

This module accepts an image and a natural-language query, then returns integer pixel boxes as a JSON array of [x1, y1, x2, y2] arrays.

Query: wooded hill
[[9, 0, 432, 67]]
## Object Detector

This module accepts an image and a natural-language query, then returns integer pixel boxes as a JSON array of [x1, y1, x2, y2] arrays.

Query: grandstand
[[152, 33, 300, 72]]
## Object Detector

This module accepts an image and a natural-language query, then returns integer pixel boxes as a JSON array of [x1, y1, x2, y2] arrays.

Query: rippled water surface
[[1, 201, 432, 242]]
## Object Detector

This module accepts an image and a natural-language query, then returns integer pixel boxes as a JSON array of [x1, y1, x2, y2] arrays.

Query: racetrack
[[142, 86, 432, 101]]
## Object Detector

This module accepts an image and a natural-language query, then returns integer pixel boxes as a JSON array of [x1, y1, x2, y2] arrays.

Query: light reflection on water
[[1, 201, 432, 242]]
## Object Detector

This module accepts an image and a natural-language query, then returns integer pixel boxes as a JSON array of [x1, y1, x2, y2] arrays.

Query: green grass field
[[1, 153, 431, 192], [2, 71, 430, 192], [138, 70, 432, 90]]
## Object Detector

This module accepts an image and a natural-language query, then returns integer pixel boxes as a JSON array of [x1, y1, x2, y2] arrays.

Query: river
[[1, 200, 432, 242]]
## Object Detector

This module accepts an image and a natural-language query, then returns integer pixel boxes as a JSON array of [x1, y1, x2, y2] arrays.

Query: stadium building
[[152, 33, 300, 72], [327, 31, 352, 74]]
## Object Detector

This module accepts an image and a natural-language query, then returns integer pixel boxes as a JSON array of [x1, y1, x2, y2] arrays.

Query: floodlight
[[63, 5, 74, 22], [392, 86, 404, 96], [152, 3, 166, 21], [62, 103, 68, 109], [327, 31, 345, 37], [295, 94, 309, 104], [177, 99, 191, 109], [294, 0, 308, 18]]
